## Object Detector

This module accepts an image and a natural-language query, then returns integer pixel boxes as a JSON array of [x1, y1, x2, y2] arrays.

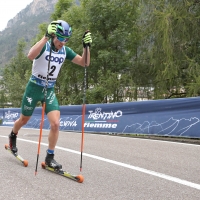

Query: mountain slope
[[0, 0, 59, 69]]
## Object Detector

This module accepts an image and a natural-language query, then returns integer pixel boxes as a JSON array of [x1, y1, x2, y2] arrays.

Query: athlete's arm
[[72, 47, 90, 67], [27, 36, 49, 61]]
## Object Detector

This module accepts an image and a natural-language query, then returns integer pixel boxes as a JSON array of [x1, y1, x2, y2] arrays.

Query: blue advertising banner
[[1, 97, 200, 138]]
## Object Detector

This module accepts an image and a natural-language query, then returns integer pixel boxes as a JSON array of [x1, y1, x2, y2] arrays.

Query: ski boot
[[8, 131, 18, 153], [45, 151, 62, 170]]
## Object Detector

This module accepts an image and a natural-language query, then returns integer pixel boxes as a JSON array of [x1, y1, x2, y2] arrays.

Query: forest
[[0, 0, 200, 107]]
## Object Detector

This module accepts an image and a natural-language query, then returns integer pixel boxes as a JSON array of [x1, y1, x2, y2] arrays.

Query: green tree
[[51, 0, 140, 104], [140, 1, 200, 99], [4, 0, 200, 105], [82, 0, 140, 102], [1, 39, 32, 107]]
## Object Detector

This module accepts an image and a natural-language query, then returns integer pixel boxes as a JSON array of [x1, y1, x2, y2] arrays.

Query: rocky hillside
[[6, 0, 58, 29], [0, 0, 58, 70]]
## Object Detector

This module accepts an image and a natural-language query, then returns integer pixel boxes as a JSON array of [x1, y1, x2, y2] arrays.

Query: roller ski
[[41, 152, 84, 183], [5, 132, 28, 167]]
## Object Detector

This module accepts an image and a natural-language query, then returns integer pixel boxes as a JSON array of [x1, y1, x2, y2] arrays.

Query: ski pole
[[35, 102, 45, 175], [35, 39, 53, 175], [80, 45, 88, 172]]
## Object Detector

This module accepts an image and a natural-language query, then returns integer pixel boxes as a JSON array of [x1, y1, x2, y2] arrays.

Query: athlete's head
[[52, 20, 72, 50], [55, 20, 72, 43]]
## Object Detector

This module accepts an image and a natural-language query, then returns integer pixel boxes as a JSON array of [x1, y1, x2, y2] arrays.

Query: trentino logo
[[84, 108, 123, 129], [88, 108, 122, 120]]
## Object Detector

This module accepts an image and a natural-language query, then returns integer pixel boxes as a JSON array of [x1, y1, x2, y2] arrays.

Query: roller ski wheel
[[41, 162, 84, 183], [5, 144, 28, 167]]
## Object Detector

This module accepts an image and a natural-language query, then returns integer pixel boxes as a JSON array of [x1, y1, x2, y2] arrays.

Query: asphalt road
[[0, 126, 200, 200]]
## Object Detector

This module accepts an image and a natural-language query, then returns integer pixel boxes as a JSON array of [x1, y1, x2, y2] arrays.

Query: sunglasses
[[56, 35, 69, 43]]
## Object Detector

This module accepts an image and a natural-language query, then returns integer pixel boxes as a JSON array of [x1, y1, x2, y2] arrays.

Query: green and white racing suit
[[21, 41, 77, 116]]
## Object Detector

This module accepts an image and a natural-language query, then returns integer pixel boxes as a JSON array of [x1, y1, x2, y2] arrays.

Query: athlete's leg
[[47, 110, 60, 150], [45, 110, 62, 169], [9, 114, 31, 153], [13, 114, 31, 133], [9, 81, 41, 153], [44, 87, 61, 168]]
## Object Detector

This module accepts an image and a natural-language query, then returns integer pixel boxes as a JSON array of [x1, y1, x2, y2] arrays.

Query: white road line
[[1, 126, 200, 147], [1, 135, 200, 190]]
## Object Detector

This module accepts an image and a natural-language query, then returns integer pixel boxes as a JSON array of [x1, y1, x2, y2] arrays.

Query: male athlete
[[8, 20, 92, 169]]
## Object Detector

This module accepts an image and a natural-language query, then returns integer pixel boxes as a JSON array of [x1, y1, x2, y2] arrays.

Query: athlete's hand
[[82, 31, 92, 48], [45, 21, 59, 39]]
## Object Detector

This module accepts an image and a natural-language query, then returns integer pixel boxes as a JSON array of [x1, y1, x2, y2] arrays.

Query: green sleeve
[[35, 44, 46, 59], [65, 46, 77, 61]]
